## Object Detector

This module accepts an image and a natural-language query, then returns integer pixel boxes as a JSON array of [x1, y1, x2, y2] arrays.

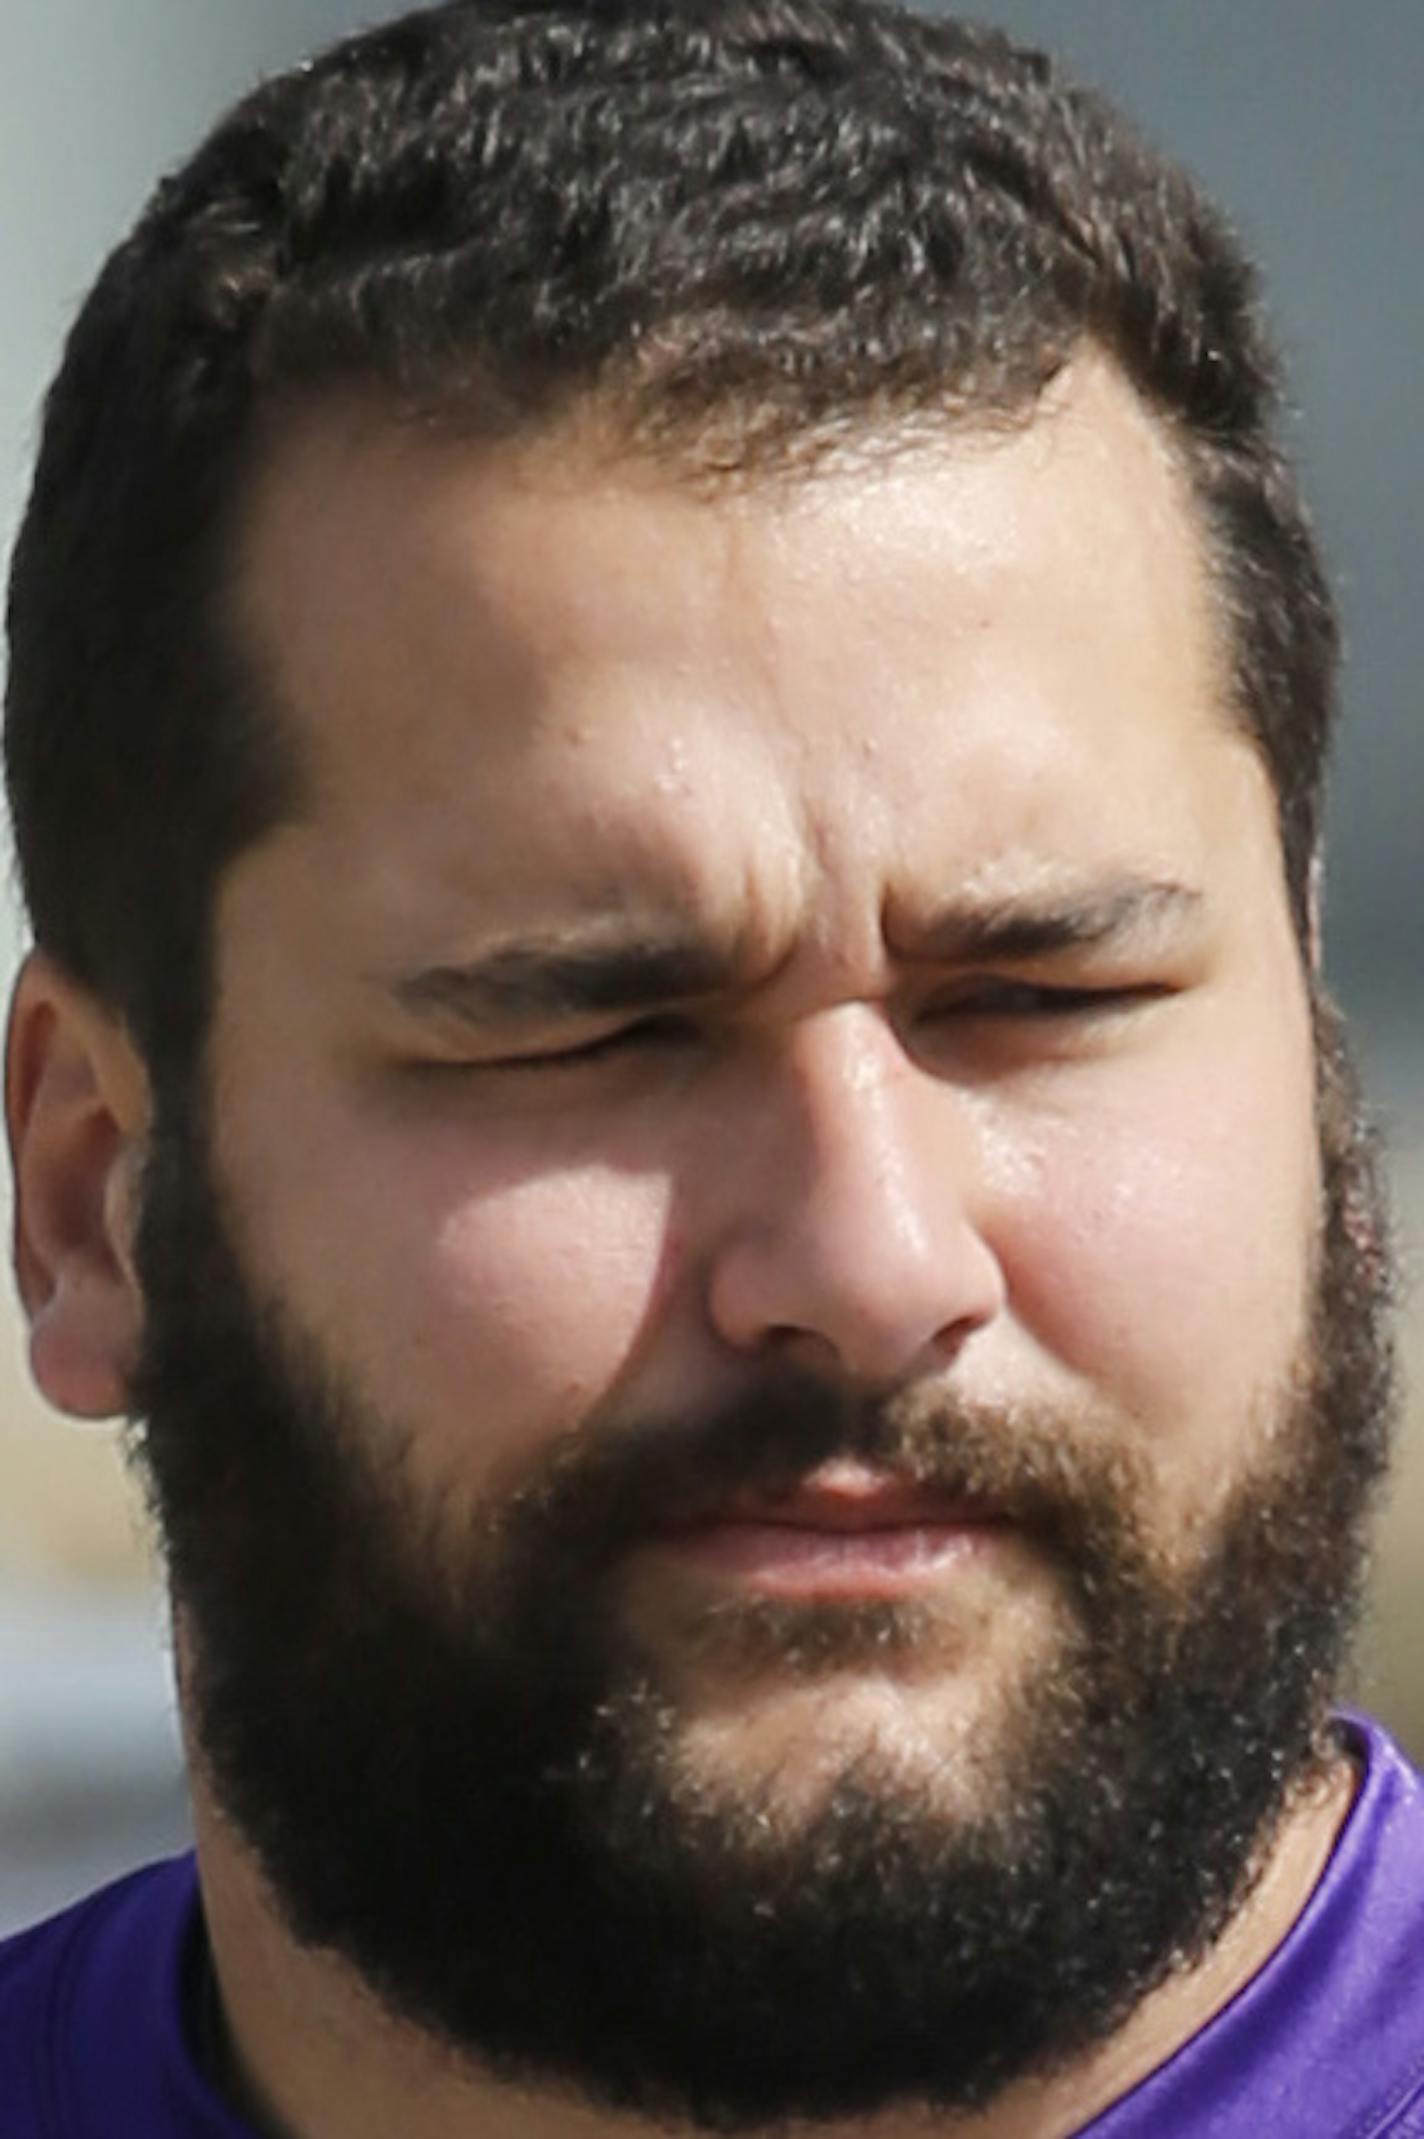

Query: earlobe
[[5, 952, 151, 1421]]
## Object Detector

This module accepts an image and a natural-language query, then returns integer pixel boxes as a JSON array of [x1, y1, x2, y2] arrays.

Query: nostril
[[706, 1211, 1004, 1384]]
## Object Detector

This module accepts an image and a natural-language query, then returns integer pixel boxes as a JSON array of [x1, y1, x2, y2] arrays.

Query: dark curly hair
[[5, 0, 1338, 1082]]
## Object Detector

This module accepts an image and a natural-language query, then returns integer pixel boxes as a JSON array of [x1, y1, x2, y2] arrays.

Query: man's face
[[133, 357, 1389, 2123]]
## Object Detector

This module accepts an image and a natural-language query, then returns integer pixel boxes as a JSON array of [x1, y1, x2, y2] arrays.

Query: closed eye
[[948, 981, 1167, 1017], [918, 981, 1178, 1039], [474, 1012, 700, 1072], [407, 986, 1168, 1083]]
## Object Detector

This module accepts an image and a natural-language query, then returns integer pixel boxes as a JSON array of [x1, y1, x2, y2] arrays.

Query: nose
[[703, 1009, 1006, 1384]]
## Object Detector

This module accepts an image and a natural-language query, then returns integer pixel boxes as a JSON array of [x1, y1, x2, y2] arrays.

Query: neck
[[191, 1750, 1358, 2139]]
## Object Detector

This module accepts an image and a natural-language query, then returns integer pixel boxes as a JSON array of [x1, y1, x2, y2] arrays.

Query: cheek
[[228, 1101, 682, 1482], [412, 1163, 682, 1449], [988, 1041, 1319, 1455]]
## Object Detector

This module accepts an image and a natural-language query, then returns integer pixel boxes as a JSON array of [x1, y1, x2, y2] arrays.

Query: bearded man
[[2, 3, 1420, 2135]]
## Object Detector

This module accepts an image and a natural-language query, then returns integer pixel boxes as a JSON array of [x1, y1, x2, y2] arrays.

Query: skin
[[7, 353, 1355, 2136]]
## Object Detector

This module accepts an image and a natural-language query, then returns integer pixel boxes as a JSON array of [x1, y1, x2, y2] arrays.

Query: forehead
[[229, 356, 1265, 959]]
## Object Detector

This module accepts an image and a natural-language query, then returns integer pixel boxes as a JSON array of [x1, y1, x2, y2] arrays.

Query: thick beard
[[127, 1007, 1395, 2131]]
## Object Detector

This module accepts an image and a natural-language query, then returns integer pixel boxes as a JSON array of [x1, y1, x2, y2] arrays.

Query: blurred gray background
[[2, 0, 1420, 1934]]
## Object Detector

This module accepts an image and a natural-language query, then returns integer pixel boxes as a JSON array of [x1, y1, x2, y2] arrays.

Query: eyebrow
[[907, 878, 1205, 966], [387, 931, 735, 1027], [385, 879, 1204, 1031]]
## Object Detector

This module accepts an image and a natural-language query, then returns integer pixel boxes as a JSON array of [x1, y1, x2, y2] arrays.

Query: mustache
[[484, 1367, 1154, 1593]]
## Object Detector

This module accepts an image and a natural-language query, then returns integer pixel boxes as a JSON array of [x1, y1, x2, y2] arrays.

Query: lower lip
[[655, 1518, 1005, 1597]]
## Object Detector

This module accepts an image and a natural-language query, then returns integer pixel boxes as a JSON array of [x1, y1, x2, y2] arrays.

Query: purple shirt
[[4, 1715, 1423, 2136]]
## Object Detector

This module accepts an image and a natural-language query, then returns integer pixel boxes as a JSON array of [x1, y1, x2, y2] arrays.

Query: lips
[[654, 1462, 1007, 1597]]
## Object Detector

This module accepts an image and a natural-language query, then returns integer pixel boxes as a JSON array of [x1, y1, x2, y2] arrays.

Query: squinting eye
[[981, 984, 1115, 1015], [507, 1013, 699, 1069], [938, 983, 1161, 1020]]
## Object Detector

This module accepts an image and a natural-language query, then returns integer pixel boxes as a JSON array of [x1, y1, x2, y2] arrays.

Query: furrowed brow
[[915, 879, 1204, 965], [388, 931, 734, 1027], [385, 882, 1202, 1029]]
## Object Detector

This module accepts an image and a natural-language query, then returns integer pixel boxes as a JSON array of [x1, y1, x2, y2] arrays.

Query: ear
[[5, 951, 152, 1420]]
